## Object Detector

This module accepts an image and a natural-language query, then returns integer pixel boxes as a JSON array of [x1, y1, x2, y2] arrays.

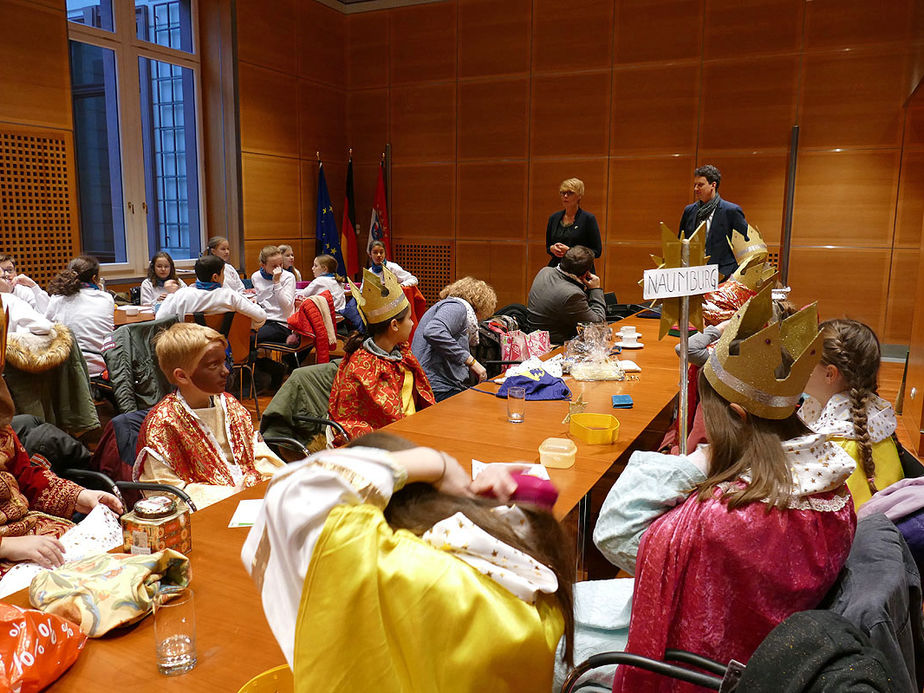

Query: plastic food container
[[570, 413, 620, 445], [539, 437, 577, 469]]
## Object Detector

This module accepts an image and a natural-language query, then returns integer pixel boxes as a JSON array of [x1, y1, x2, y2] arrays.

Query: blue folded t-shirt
[[497, 369, 571, 401]]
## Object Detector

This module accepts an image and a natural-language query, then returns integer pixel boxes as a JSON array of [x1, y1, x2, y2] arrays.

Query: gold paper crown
[[729, 225, 768, 264], [730, 253, 777, 292], [703, 283, 823, 420], [348, 266, 409, 325]]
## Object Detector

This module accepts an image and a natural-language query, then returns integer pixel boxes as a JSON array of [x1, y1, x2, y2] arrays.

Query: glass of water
[[154, 586, 197, 676], [507, 386, 526, 423]]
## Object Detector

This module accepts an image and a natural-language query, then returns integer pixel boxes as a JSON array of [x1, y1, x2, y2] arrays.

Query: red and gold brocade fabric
[[0, 427, 80, 540], [702, 280, 757, 327], [328, 344, 435, 443], [134, 392, 263, 488], [612, 488, 855, 693]]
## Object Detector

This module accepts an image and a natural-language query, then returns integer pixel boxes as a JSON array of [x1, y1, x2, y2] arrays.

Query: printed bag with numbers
[[0, 602, 86, 692], [501, 330, 552, 362]]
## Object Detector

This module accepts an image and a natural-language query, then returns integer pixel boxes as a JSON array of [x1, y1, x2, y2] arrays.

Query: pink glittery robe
[[608, 438, 857, 693]]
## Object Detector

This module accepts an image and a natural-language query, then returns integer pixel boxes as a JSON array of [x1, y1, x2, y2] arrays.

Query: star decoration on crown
[[561, 394, 587, 424], [645, 222, 708, 340]]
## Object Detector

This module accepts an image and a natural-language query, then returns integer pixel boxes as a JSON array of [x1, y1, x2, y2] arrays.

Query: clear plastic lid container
[[539, 437, 577, 469]]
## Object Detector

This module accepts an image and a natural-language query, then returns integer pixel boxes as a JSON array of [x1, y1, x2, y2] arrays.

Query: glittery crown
[[730, 253, 777, 292], [348, 266, 409, 325], [703, 283, 823, 420], [729, 225, 768, 264]]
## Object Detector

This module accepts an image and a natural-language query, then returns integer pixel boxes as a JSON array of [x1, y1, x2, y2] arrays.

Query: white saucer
[[615, 341, 643, 349]]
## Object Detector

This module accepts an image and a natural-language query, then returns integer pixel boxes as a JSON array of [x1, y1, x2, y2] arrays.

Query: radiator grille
[[0, 129, 77, 285], [393, 241, 453, 304]]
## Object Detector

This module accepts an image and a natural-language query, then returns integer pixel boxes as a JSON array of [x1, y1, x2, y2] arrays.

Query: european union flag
[[317, 163, 345, 275]]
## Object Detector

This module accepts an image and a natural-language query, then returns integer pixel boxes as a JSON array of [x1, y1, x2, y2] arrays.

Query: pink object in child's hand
[[508, 473, 559, 509]]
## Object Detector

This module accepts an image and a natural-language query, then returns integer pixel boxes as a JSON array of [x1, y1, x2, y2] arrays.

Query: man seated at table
[[134, 323, 284, 508], [527, 245, 605, 344], [158, 254, 267, 329]]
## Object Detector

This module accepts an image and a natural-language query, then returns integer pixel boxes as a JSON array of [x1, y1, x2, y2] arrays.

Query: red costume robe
[[612, 473, 856, 692], [328, 343, 435, 443], [134, 392, 265, 488]]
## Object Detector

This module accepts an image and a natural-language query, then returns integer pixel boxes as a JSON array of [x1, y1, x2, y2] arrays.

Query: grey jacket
[[411, 299, 471, 393], [527, 267, 605, 344]]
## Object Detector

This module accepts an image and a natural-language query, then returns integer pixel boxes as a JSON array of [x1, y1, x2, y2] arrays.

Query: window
[[67, 0, 202, 276]]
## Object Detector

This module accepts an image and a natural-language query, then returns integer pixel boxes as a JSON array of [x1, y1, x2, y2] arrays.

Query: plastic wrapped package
[[0, 602, 86, 692]]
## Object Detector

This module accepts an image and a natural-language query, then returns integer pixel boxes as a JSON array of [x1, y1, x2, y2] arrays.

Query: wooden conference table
[[8, 316, 682, 691]]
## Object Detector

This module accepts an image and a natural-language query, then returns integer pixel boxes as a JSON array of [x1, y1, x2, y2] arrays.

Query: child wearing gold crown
[[328, 266, 435, 444], [558, 285, 857, 691]]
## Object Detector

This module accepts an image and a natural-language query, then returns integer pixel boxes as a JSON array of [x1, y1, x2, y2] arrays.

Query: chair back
[[184, 312, 252, 366]]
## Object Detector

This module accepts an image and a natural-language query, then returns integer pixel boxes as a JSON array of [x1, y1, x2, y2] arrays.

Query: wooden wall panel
[[607, 157, 694, 243], [456, 240, 527, 309], [389, 3, 456, 85], [604, 243, 662, 304], [528, 159, 609, 242], [611, 64, 699, 155], [791, 150, 900, 247], [531, 72, 610, 157], [298, 1, 345, 86], [615, 0, 703, 64], [695, 152, 787, 243], [788, 247, 891, 334], [804, 0, 913, 50], [241, 154, 301, 240], [391, 164, 454, 238], [458, 0, 531, 78], [532, 0, 613, 72], [457, 162, 528, 240], [297, 80, 347, 160], [238, 63, 299, 156], [347, 11, 389, 89], [700, 55, 799, 150], [390, 83, 455, 163], [236, 0, 296, 73], [458, 78, 529, 160], [300, 160, 317, 241], [703, 0, 802, 59], [884, 248, 920, 344], [0, 0, 71, 130], [348, 89, 389, 164], [895, 150, 924, 249], [800, 49, 907, 148], [527, 240, 551, 285]]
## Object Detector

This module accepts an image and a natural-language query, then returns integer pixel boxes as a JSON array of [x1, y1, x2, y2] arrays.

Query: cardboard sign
[[643, 264, 719, 300]]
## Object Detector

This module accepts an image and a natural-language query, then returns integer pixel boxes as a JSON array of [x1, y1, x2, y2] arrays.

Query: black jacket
[[545, 208, 602, 267], [678, 198, 747, 278]]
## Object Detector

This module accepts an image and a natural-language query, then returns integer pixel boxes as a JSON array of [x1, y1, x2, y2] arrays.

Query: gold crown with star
[[703, 283, 823, 420], [348, 266, 409, 325]]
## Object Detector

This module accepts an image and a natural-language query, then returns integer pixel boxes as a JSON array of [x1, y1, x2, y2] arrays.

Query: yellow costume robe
[[800, 392, 903, 509], [242, 448, 564, 693]]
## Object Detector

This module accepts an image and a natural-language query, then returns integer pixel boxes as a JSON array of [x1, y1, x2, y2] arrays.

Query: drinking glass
[[154, 586, 197, 676], [507, 386, 526, 423]]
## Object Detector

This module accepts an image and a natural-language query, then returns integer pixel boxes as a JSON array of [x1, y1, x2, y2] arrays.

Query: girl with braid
[[800, 318, 903, 509]]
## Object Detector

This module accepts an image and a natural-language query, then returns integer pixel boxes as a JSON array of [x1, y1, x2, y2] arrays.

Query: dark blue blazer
[[678, 199, 748, 279], [546, 208, 602, 267]]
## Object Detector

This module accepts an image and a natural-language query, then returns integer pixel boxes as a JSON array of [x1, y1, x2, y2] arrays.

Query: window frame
[[67, 0, 206, 279]]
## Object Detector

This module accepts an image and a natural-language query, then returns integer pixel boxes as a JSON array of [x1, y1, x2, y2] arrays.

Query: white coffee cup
[[621, 332, 639, 345], [619, 325, 639, 338]]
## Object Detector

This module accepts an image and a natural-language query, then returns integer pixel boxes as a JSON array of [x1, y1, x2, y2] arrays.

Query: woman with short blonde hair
[[546, 177, 601, 269], [412, 277, 497, 402]]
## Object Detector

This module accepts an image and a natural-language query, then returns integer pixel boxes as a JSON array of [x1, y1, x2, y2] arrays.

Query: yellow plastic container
[[570, 413, 620, 445], [539, 437, 577, 469]]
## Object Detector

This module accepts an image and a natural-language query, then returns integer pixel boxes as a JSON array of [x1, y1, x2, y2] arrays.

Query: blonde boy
[[134, 323, 284, 508]]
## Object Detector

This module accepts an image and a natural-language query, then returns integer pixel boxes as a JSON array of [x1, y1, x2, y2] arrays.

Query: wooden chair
[[184, 311, 260, 418]]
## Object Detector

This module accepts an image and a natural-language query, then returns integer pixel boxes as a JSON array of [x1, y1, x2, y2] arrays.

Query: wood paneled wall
[[0, 0, 78, 281], [335, 0, 924, 342], [236, 0, 346, 276]]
